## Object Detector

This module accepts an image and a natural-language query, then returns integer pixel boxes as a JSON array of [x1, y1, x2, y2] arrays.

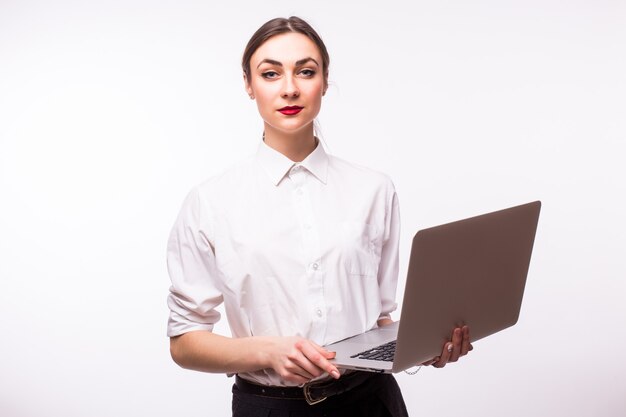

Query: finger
[[461, 326, 471, 356], [281, 355, 316, 382], [311, 341, 337, 359], [306, 342, 340, 378], [310, 343, 340, 378], [297, 341, 339, 379], [292, 341, 326, 379], [286, 350, 319, 379], [281, 367, 311, 385], [449, 328, 463, 362], [421, 358, 437, 366], [433, 342, 453, 368]]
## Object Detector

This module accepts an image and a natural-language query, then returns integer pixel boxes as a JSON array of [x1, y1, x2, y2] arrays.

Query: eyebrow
[[256, 57, 320, 69]]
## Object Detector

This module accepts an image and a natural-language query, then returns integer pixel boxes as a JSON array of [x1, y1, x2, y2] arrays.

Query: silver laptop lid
[[392, 201, 541, 372]]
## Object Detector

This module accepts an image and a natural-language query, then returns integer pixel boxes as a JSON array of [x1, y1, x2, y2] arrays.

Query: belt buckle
[[303, 382, 327, 405]]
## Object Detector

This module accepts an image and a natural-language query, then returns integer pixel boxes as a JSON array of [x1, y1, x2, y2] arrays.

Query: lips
[[278, 106, 303, 115]]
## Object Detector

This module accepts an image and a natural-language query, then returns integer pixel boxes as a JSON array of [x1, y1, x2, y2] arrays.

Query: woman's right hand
[[262, 336, 340, 385]]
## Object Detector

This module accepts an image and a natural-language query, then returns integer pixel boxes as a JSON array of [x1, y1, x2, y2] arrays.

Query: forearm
[[170, 330, 272, 374]]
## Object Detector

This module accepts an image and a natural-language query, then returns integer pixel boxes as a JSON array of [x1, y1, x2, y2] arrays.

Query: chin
[[267, 120, 315, 135]]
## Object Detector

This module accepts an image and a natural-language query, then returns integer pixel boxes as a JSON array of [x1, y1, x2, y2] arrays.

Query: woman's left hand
[[421, 325, 473, 368]]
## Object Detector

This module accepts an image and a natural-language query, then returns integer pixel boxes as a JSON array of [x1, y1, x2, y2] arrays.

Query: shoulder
[[177, 155, 257, 218], [192, 155, 256, 196], [327, 153, 396, 192]]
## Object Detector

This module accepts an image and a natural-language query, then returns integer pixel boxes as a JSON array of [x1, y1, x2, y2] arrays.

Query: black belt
[[235, 371, 374, 405]]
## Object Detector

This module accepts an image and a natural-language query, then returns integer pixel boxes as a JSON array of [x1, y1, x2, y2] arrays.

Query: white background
[[1, 1, 625, 416]]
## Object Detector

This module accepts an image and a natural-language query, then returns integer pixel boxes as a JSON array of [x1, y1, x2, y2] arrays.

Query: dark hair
[[242, 16, 330, 88]]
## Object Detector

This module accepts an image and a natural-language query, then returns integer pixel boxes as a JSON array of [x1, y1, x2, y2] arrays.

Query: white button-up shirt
[[166, 140, 400, 385]]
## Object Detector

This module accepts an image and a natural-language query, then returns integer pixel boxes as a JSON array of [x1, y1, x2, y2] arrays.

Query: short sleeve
[[376, 181, 400, 320], [166, 187, 223, 337]]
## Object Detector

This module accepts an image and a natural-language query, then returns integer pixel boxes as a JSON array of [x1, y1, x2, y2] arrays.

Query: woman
[[166, 16, 471, 416]]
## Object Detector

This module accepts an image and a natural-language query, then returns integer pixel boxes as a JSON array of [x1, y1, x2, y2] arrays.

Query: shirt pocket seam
[[339, 220, 382, 277]]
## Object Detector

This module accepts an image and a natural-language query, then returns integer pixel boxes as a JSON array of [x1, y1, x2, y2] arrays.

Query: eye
[[261, 71, 279, 79], [299, 69, 316, 77]]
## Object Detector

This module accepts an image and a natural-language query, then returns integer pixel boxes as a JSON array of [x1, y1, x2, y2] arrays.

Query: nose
[[281, 74, 299, 98]]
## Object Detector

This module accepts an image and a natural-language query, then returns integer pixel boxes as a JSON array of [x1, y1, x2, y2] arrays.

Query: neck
[[263, 124, 317, 162]]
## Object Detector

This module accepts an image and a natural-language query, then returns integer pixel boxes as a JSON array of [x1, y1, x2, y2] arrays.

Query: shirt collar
[[256, 139, 329, 186]]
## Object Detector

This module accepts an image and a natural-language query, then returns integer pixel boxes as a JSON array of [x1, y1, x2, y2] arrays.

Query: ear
[[243, 73, 255, 99]]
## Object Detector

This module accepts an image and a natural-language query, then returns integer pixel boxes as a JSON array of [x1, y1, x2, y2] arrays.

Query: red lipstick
[[278, 106, 303, 115]]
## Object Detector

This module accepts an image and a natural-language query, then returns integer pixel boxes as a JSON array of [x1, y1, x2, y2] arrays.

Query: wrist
[[250, 336, 274, 369]]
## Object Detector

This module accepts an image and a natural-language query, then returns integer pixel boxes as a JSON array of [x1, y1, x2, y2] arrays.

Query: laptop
[[326, 200, 541, 373]]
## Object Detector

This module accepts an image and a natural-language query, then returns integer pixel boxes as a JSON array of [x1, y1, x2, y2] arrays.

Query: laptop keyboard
[[350, 340, 396, 362]]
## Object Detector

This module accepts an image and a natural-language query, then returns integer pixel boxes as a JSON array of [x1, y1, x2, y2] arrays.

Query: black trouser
[[231, 373, 409, 417]]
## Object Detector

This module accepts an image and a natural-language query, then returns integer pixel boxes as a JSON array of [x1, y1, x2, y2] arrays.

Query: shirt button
[[316, 308, 323, 317], [311, 262, 319, 270]]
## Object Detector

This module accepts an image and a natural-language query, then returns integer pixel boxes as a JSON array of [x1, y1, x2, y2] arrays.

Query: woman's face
[[245, 32, 326, 138]]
